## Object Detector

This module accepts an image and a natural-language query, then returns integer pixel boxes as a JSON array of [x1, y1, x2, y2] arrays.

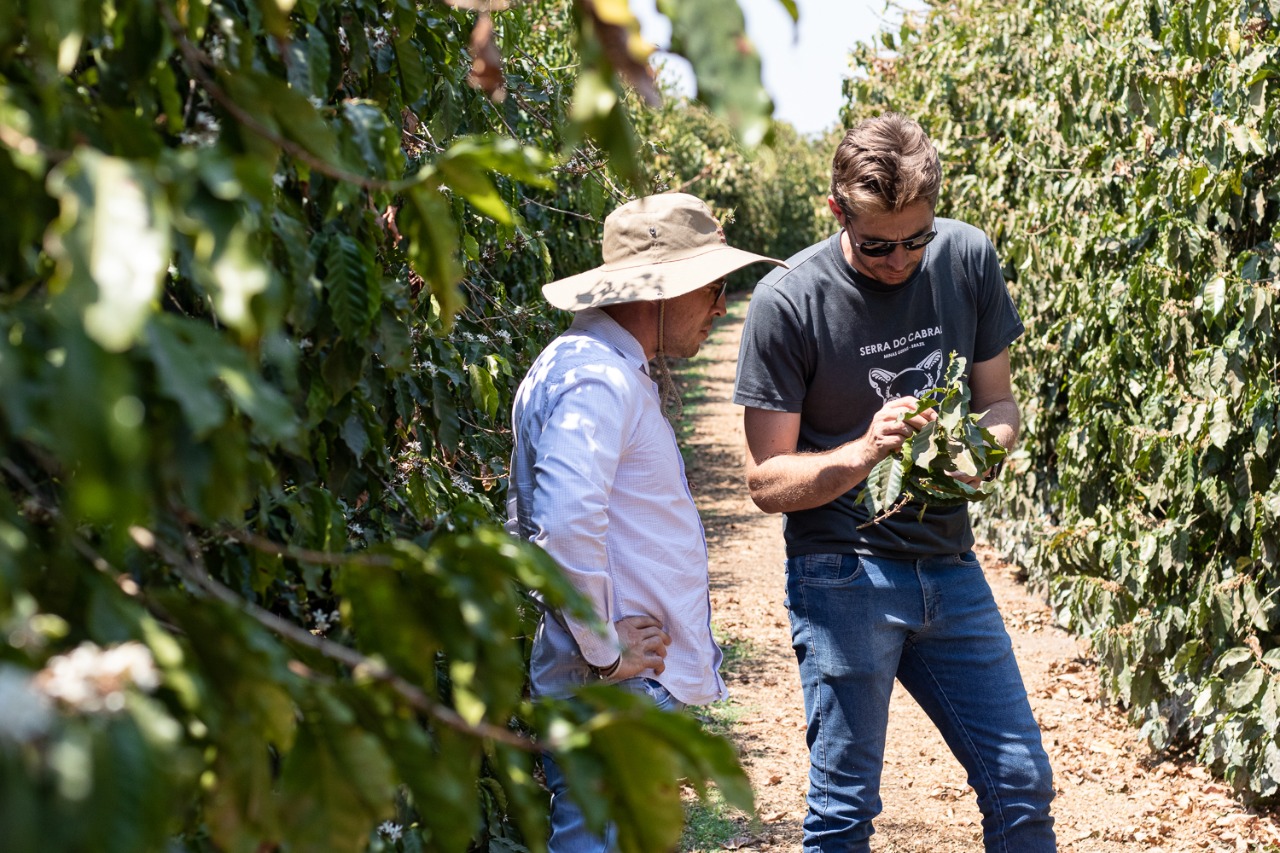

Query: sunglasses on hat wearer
[[710, 278, 728, 303]]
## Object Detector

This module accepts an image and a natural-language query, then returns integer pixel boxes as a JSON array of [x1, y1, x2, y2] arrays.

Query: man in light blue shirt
[[506, 193, 784, 853]]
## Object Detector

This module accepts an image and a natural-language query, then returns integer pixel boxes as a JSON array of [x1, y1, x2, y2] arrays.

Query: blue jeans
[[786, 550, 1056, 852], [543, 678, 685, 853]]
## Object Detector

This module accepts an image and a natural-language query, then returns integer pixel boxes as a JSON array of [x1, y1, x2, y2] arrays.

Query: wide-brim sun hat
[[542, 193, 787, 311]]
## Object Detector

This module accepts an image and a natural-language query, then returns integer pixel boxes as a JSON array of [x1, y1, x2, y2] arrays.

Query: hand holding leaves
[[858, 352, 1007, 525]]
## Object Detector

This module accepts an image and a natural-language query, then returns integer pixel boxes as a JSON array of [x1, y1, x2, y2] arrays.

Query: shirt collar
[[569, 308, 650, 374]]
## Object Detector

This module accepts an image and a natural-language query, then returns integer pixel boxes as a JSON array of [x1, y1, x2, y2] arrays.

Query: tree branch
[[145, 528, 543, 752]]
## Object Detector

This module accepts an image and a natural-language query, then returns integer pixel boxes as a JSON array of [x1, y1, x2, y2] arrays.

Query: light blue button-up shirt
[[506, 309, 726, 706]]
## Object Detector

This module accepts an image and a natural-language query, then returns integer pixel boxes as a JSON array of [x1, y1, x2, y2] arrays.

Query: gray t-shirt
[[733, 218, 1024, 558]]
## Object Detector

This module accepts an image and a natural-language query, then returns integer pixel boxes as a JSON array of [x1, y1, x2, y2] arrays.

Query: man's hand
[[858, 396, 937, 465], [608, 615, 672, 680]]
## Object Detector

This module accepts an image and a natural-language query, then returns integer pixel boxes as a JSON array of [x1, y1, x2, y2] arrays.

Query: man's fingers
[[642, 636, 669, 657], [611, 616, 673, 679]]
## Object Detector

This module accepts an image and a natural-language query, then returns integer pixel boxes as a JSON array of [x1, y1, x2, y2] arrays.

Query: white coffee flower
[[37, 641, 159, 714], [0, 665, 53, 742]]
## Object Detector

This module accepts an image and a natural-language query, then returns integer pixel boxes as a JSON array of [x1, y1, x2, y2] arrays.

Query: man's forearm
[[978, 398, 1021, 453], [747, 439, 876, 515]]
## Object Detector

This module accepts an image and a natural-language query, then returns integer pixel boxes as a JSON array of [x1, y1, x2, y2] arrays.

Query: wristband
[[590, 657, 621, 679]]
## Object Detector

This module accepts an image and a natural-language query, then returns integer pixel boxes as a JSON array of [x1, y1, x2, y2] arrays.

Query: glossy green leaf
[[147, 318, 229, 436], [325, 232, 378, 339], [45, 150, 168, 353], [401, 184, 464, 323], [279, 700, 397, 851]]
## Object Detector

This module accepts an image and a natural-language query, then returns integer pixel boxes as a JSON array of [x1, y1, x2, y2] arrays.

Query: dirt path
[[680, 295, 1280, 853]]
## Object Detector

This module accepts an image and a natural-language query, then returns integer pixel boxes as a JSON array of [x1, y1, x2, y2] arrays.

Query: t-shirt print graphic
[[868, 349, 943, 402]]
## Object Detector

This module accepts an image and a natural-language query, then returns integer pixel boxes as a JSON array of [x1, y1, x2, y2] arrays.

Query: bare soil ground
[[678, 295, 1280, 853]]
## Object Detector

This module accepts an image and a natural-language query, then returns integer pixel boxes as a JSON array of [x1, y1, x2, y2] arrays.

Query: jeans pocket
[[642, 678, 685, 712], [786, 552, 862, 587]]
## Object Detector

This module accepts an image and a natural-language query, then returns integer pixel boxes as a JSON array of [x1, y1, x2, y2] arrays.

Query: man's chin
[[874, 271, 914, 286]]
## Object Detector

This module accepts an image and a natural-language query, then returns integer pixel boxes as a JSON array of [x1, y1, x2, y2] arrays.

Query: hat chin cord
[[652, 300, 683, 420]]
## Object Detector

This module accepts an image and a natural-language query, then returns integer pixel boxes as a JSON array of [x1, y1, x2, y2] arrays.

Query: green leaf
[[215, 362, 299, 444], [1215, 647, 1254, 672], [1207, 396, 1232, 450], [45, 150, 169, 352], [377, 720, 480, 853], [279, 699, 396, 852], [401, 184, 464, 324], [336, 550, 446, 687], [147, 318, 228, 437], [210, 224, 273, 337], [340, 408, 370, 460], [865, 455, 904, 514], [909, 420, 941, 470], [1201, 275, 1226, 325], [255, 74, 344, 166], [568, 69, 643, 188], [1225, 666, 1266, 709], [395, 40, 430, 109], [341, 100, 398, 177], [324, 232, 379, 339], [251, 0, 294, 37], [547, 689, 752, 853], [467, 360, 500, 418], [658, 0, 774, 148]]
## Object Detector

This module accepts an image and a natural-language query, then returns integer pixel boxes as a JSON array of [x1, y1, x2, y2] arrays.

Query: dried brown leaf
[[579, 0, 659, 106], [466, 12, 506, 101]]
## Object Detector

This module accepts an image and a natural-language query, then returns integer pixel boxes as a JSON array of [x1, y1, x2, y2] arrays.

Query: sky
[[631, 0, 913, 137]]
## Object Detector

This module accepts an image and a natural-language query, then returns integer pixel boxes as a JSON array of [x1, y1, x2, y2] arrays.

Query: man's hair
[[830, 113, 942, 217]]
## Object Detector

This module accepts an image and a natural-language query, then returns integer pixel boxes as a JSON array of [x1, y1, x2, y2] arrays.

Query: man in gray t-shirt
[[733, 113, 1057, 852]]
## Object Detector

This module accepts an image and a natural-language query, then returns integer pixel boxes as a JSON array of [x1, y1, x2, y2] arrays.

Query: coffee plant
[[0, 0, 789, 850], [844, 0, 1280, 799]]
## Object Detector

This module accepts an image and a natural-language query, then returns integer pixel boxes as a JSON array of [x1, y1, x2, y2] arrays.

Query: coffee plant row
[[0, 0, 833, 850], [844, 0, 1280, 799]]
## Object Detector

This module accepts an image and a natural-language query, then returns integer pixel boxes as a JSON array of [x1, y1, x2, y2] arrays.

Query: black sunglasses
[[851, 229, 938, 258], [709, 278, 728, 302]]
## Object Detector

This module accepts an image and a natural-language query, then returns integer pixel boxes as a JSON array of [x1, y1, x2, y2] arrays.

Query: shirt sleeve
[[733, 283, 809, 413], [972, 236, 1024, 362], [527, 364, 638, 667]]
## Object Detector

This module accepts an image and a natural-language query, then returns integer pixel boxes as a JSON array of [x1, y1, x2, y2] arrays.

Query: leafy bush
[[844, 0, 1280, 799], [0, 0, 772, 849]]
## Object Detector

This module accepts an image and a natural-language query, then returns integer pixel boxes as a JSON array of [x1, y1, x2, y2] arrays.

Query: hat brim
[[542, 244, 787, 311]]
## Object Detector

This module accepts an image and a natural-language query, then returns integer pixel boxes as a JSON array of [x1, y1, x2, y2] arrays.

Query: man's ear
[[826, 196, 846, 225]]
